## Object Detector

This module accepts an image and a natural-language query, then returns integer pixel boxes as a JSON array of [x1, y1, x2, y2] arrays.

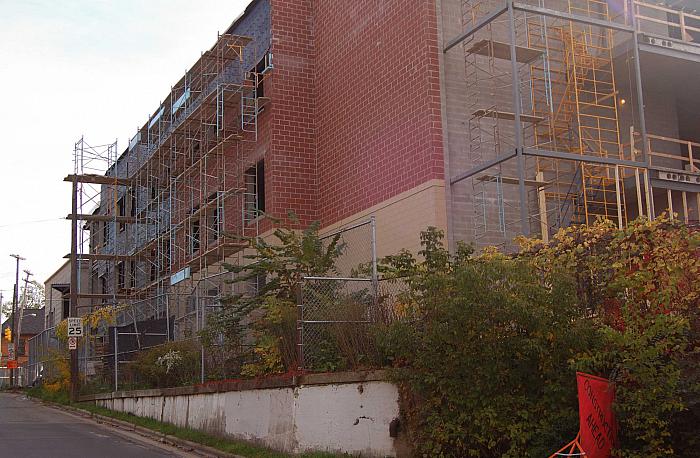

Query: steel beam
[[629, 1, 655, 218], [507, 0, 529, 236], [512, 2, 634, 33], [450, 151, 518, 185], [444, 3, 508, 53], [523, 147, 644, 168]]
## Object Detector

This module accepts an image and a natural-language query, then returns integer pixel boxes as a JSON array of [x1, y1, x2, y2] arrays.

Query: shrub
[[380, 218, 700, 457], [129, 341, 201, 388], [210, 212, 344, 376], [379, 228, 595, 456]]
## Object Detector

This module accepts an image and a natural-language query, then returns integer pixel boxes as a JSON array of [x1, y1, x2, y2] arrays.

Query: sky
[[0, 0, 250, 315]]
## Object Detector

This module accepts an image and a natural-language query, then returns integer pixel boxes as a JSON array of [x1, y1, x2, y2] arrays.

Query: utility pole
[[16, 270, 32, 386], [9, 254, 24, 387], [0, 290, 3, 362], [69, 174, 79, 402]]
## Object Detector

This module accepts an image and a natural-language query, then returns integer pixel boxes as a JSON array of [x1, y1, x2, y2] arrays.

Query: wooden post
[[680, 11, 688, 42], [682, 191, 689, 224], [644, 171, 653, 218], [70, 177, 79, 402], [667, 189, 674, 220], [688, 141, 695, 171], [634, 169, 643, 217]]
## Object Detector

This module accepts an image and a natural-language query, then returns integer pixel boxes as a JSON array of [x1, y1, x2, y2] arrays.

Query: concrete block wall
[[440, 0, 528, 249], [88, 372, 402, 457]]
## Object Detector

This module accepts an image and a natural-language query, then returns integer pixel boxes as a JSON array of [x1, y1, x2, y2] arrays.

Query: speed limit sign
[[67, 317, 83, 337]]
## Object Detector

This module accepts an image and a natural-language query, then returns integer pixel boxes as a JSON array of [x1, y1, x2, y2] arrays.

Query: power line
[[0, 217, 64, 229]]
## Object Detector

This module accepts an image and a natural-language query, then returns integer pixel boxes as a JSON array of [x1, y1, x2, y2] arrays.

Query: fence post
[[370, 216, 379, 303], [197, 287, 205, 384], [113, 326, 118, 392], [165, 294, 170, 341], [296, 284, 304, 370]]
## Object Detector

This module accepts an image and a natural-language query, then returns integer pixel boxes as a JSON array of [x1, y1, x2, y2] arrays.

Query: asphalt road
[[0, 393, 196, 457]]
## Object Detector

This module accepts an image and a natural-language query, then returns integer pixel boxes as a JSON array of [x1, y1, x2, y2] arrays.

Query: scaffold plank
[[64, 253, 146, 261], [64, 174, 131, 186], [66, 214, 137, 223], [466, 39, 543, 63], [472, 109, 545, 124]]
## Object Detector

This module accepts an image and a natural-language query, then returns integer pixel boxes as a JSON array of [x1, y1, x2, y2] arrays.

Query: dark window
[[208, 193, 220, 243], [129, 260, 136, 289], [117, 196, 126, 232], [251, 273, 266, 296], [17, 339, 26, 356], [117, 262, 125, 290], [130, 188, 137, 217], [99, 275, 107, 304], [90, 222, 98, 251], [159, 239, 169, 275], [151, 186, 157, 201], [257, 161, 265, 213], [103, 221, 109, 247], [191, 219, 201, 254], [62, 296, 70, 319], [254, 56, 267, 98], [245, 160, 265, 218], [150, 249, 157, 282]]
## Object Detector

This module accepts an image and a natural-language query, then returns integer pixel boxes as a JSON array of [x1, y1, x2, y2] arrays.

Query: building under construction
[[61, 0, 700, 368], [443, 0, 700, 248]]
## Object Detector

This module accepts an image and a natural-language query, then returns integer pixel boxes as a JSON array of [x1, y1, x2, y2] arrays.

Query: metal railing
[[631, 0, 700, 43]]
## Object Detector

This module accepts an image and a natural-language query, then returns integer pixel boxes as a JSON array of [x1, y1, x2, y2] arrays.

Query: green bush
[[379, 218, 700, 457], [379, 228, 595, 456], [128, 340, 201, 388]]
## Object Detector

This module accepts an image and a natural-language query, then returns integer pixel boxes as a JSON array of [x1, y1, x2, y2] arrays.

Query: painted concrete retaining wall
[[82, 371, 402, 457]]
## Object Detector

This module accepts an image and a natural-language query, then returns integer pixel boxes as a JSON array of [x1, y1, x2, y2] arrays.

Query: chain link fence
[[26, 325, 64, 386], [25, 217, 410, 392], [298, 218, 409, 370]]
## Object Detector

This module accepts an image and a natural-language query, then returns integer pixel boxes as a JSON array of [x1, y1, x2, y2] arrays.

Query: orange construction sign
[[550, 372, 616, 458], [577, 372, 616, 456]]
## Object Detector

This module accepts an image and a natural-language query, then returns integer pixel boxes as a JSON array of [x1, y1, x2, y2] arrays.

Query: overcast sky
[[0, 0, 249, 315]]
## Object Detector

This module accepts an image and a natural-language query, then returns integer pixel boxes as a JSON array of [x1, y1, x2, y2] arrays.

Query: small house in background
[[44, 259, 91, 329], [1, 308, 44, 381]]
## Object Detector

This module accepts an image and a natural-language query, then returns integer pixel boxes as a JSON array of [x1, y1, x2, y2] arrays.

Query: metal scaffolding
[[65, 32, 273, 385], [448, 0, 700, 247]]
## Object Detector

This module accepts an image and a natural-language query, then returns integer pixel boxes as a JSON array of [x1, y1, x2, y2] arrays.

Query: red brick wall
[[268, 0, 444, 228], [268, 0, 318, 228], [313, 0, 444, 224]]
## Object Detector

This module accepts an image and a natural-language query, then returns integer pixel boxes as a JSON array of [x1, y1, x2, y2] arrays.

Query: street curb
[[27, 396, 244, 458]]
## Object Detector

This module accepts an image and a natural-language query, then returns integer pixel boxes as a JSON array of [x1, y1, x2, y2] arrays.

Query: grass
[[25, 386, 346, 458]]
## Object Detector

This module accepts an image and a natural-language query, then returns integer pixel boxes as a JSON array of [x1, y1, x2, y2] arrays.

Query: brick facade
[[265, 0, 445, 229], [268, 0, 318, 228], [312, 0, 445, 226]]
